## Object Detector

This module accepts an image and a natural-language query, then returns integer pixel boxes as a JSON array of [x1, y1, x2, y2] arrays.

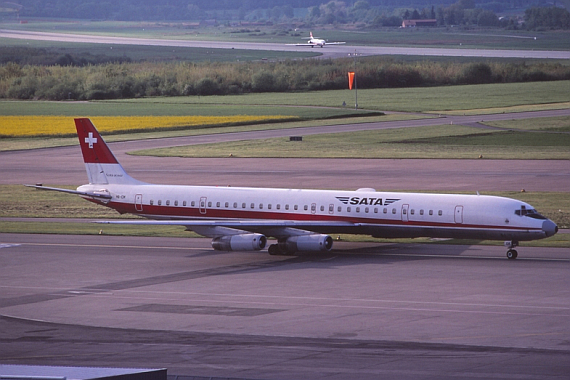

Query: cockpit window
[[515, 206, 547, 219]]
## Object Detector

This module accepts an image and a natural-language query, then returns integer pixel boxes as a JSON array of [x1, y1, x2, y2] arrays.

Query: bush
[[195, 77, 219, 96], [252, 71, 276, 92], [2, 57, 570, 100], [459, 62, 493, 84]]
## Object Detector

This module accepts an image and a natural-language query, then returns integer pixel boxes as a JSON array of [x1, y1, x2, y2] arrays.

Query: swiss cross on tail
[[85, 132, 97, 148], [75, 118, 118, 164]]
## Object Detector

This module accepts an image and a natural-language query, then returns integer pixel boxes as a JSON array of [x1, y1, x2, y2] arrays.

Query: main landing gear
[[268, 243, 292, 256], [505, 241, 519, 260]]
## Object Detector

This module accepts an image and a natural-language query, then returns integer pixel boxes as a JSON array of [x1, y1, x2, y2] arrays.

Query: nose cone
[[542, 220, 558, 237]]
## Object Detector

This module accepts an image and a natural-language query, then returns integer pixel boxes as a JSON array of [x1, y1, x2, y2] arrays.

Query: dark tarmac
[[0, 234, 569, 379]]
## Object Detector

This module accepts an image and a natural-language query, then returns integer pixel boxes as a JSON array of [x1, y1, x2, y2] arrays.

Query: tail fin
[[75, 118, 143, 185], [310, 31, 313, 38]]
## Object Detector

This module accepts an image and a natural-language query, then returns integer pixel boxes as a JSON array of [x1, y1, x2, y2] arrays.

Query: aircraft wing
[[96, 219, 357, 238], [325, 42, 346, 45]]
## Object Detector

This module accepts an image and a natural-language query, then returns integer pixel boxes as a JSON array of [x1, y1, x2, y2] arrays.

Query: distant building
[[402, 19, 437, 28]]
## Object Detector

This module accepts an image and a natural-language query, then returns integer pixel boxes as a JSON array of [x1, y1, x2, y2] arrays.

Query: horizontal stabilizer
[[25, 184, 112, 200]]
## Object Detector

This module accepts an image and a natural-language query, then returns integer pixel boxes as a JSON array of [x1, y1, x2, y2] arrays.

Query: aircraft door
[[455, 205, 464, 224], [200, 197, 207, 215], [401, 204, 409, 222], [135, 194, 143, 212]]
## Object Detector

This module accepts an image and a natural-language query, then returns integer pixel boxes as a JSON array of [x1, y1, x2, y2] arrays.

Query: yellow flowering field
[[0, 115, 298, 137]]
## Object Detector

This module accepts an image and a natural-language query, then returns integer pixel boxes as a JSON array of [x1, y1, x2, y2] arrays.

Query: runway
[[0, 233, 569, 379], [2, 29, 570, 60]]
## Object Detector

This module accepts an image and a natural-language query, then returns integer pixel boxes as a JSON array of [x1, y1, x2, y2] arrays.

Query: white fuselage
[[79, 183, 555, 243]]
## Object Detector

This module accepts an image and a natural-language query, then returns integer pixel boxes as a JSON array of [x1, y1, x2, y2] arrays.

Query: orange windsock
[[348, 72, 355, 90]]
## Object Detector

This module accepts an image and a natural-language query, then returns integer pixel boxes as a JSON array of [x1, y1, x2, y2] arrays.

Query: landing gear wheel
[[268, 244, 280, 256], [506, 249, 518, 260]]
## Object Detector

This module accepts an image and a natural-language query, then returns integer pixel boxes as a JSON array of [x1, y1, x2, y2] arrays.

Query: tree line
[[2, 57, 569, 101], [7, 0, 567, 29]]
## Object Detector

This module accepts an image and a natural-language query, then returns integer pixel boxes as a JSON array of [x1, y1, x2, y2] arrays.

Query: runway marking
[[0, 243, 21, 249]]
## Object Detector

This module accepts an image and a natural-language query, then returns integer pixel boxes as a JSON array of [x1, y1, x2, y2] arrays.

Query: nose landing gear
[[504, 241, 519, 259]]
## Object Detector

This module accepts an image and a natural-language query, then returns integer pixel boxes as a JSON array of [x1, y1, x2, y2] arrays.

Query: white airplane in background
[[289, 32, 346, 48], [27, 118, 558, 259]]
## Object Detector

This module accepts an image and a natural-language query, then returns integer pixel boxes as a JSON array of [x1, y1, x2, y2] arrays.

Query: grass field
[[1, 81, 568, 155], [132, 119, 570, 160], [148, 81, 569, 113], [2, 80, 567, 115]]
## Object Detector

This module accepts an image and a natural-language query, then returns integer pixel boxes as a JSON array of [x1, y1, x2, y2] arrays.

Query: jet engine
[[211, 234, 267, 251], [280, 234, 333, 253]]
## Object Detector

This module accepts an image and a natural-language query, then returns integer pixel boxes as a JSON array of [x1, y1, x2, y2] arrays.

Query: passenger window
[[438, 210, 443, 216], [208, 202, 212, 207], [158, 200, 162, 206], [216, 202, 220, 208], [166, 200, 170, 206], [268, 204, 272, 210], [356, 207, 360, 213], [225, 202, 229, 208], [294, 205, 298, 210], [374, 208, 378, 213], [285, 205, 290, 210], [277, 204, 281, 210], [320, 205, 324, 212], [242, 203, 246, 209], [233, 202, 237, 208], [329, 205, 334, 213], [429, 210, 433, 216], [338, 206, 342, 212], [383, 208, 387, 214], [150, 200, 154, 205], [191, 201, 195, 207], [251, 203, 255, 209], [420, 209, 424, 215], [183, 201, 187, 207], [410, 209, 414, 215], [174, 200, 178, 206], [365, 207, 369, 213], [392, 208, 396, 214], [347, 207, 351, 212], [304, 205, 308, 211], [259, 204, 263, 209]]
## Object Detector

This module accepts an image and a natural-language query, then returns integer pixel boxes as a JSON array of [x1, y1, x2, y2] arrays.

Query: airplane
[[27, 118, 558, 259], [289, 32, 346, 48]]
